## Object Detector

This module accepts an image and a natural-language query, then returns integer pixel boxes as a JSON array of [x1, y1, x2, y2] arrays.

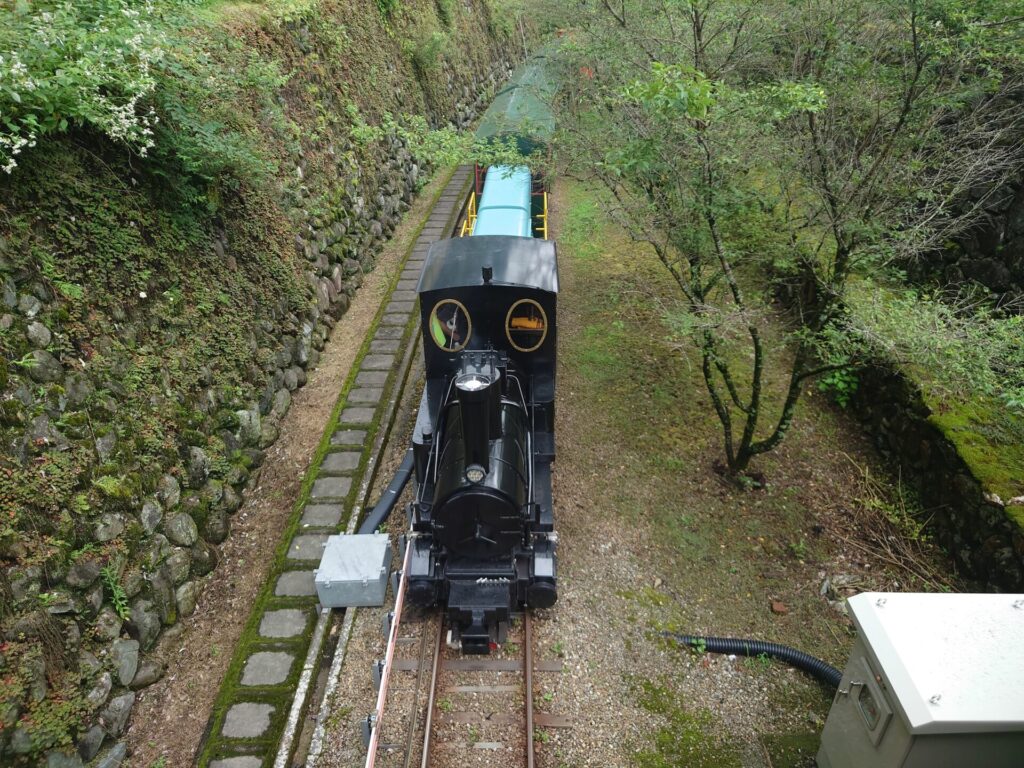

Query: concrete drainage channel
[[196, 166, 473, 768]]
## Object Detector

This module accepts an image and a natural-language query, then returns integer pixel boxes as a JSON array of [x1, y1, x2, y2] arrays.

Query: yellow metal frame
[[460, 191, 478, 237], [535, 191, 549, 240]]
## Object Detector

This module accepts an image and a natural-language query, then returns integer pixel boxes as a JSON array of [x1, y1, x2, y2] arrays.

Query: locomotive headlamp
[[464, 464, 486, 484], [456, 373, 491, 392]]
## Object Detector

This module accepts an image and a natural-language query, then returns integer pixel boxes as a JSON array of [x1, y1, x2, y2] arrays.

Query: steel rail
[[419, 616, 446, 768], [400, 614, 433, 768], [524, 612, 535, 768], [364, 546, 412, 768]]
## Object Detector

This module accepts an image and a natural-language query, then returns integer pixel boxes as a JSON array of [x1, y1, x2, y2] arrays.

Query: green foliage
[[92, 475, 134, 501], [346, 106, 533, 170], [101, 563, 131, 620], [0, 0, 164, 174], [376, 0, 401, 18], [622, 63, 715, 121], [151, 38, 288, 195], [844, 287, 1024, 410], [929, 398, 1024, 503], [817, 368, 859, 409], [435, 0, 455, 26], [20, 686, 90, 751], [405, 30, 448, 73], [631, 679, 741, 767]]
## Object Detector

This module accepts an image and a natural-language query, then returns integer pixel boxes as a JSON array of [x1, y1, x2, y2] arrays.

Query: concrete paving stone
[[380, 313, 407, 327], [259, 608, 310, 639], [394, 283, 417, 294], [210, 758, 263, 768], [331, 428, 366, 446], [287, 533, 330, 561], [348, 386, 383, 404], [361, 354, 394, 370], [222, 702, 275, 738], [374, 326, 404, 342], [369, 339, 400, 354], [240, 651, 293, 686], [386, 300, 415, 314], [311, 476, 352, 499], [320, 451, 361, 474], [356, 370, 389, 386], [339, 406, 376, 425], [301, 504, 344, 528], [401, 270, 422, 283], [275, 570, 316, 597]]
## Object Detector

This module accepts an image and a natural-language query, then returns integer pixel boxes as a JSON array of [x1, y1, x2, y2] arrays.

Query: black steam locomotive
[[403, 188, 559, 653]]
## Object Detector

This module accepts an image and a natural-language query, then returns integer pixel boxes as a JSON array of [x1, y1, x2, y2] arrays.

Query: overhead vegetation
[[549, 0, 1024, 474], [0, 0, 164, 174]]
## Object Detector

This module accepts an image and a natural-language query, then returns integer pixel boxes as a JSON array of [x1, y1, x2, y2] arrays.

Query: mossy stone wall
[[852, 366, 1024, 590]]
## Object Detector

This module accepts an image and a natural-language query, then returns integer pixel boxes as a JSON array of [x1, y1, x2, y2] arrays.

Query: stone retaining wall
[[909, 178, 1024, 306], [850, 366, 1024, 590]]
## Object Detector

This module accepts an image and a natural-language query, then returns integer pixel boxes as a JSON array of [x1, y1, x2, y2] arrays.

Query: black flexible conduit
[[357, 448, 416, 535], [662, 632, 843, 689]]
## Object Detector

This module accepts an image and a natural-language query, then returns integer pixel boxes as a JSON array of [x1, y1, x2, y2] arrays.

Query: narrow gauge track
[[365, 582, 550, 768]]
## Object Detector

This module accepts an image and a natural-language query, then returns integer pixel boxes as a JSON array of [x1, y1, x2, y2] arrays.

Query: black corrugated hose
[[357, 448, 416, 535], [662, 632, 843, 688]]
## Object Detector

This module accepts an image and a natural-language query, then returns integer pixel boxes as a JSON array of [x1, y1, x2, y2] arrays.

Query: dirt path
[[126, 170, 453, 768]]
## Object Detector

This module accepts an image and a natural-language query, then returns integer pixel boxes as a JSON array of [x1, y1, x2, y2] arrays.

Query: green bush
[[405, 30, 448, 73], [376, 0, 401, 18], [0, 0, 164, 174], [435, 0, 455, 26]]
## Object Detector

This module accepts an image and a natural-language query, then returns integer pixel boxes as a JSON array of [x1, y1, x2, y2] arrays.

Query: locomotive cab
[[408, 235, 558, 653]]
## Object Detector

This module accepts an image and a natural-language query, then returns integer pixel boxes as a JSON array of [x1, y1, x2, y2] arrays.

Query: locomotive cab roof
[[417, 236, 558, 295]]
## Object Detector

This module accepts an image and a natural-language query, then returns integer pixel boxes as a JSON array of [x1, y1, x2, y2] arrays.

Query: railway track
[[366, 588, 559, 768]]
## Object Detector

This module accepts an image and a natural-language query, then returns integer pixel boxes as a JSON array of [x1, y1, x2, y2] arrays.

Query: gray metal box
[[818, 592, 1024, 768], [314, 533, 392, 608]]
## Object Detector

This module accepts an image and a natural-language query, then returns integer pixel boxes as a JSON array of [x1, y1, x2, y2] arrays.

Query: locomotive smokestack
[[455, 372, 496, 474]]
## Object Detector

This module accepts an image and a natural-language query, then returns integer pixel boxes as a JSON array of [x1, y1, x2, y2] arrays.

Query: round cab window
[[505, 299, 548, 353], [429, 299, 472, 352]]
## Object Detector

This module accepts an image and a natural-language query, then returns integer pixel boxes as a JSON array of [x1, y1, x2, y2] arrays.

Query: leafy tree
[[553, 0, 1024, 474]]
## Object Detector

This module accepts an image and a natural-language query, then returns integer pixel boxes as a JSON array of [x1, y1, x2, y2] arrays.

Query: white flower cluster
[[0, 0, 165, 173]]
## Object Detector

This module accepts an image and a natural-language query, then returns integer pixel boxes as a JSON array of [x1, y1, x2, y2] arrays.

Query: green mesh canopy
[[476, 46, 558, 154]]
